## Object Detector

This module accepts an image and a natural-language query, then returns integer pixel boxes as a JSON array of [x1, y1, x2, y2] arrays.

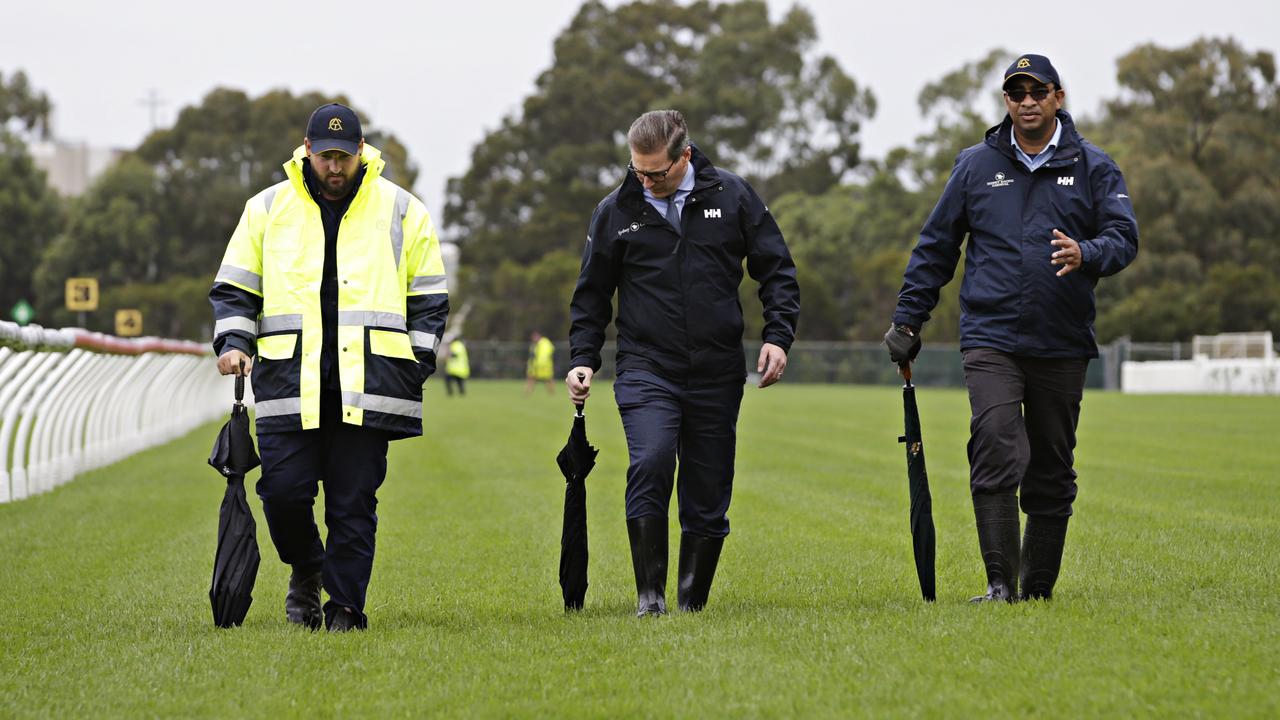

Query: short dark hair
[[627, 110, 690, 161]]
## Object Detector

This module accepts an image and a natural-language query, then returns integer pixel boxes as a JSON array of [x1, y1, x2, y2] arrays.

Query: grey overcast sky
[[4, 0, 1277, 215]]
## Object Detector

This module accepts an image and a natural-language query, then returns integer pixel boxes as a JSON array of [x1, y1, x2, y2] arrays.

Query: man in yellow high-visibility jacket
[[209, 103, 448, 632], [444, 337, 470, 396], [525, 330, 555, 396]]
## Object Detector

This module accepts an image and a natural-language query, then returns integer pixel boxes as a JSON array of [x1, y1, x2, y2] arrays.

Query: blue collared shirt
[[642, 160, 696, 220], [1012, 118, 1061, 172]]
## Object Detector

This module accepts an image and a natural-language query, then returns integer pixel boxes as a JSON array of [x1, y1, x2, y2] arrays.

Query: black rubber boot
[[970, 493, 1020, 603], [1020, 515, 1069, 600], [626, 517, 668, 617], [285, 568, 323, 630], [677, 533, 725, 612]]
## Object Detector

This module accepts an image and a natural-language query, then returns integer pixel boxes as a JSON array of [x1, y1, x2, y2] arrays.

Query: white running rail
[[0, 321, 232, 503]]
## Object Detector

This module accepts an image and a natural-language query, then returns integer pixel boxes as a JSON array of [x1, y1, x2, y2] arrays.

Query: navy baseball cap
[[306, 103, 362, 155], [1004, 54, 1062, 90]]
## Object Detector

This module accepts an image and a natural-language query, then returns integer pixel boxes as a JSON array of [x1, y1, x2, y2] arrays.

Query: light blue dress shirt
[[1012, 118, 1062, 172], [642, 159, 696, 220]]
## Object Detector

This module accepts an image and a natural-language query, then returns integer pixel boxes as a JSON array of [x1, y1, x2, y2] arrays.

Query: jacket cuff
[[1079, 240, 1100, 274], [762, 333, 793, 354], [569, 355, 600, 373], [416, 350, 438, 383], [891, 312, 923, 330], [215, 333, 254, 358]]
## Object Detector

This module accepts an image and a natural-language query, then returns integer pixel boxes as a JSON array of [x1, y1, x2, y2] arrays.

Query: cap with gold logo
[[306, 102, 363, 155], [1003, 54, 1061, 90]]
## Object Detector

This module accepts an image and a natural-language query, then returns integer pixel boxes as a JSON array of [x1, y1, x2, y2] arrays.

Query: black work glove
[[884, 324, 921, 365]]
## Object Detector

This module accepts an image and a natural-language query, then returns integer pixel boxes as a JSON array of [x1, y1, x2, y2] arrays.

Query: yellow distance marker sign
[[66, 278, 100, 311], [115, 309, 143, 337]]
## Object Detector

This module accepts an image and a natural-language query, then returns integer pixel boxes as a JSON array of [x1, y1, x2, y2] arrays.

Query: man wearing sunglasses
[[885, 55, 1139, 603], [567, 110, 800, 616]]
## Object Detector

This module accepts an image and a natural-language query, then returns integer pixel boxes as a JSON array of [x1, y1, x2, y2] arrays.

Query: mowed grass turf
[[0, 380, 1276, 717]]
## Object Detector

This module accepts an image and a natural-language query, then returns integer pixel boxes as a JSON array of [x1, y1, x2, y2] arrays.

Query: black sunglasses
[[1005, 87, 1054, 103], [628, 156, 679, 182]]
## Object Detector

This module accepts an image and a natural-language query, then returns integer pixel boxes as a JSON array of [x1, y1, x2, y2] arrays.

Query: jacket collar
[[985, 109, 1081, 163], [617, 144, 723, 214], [284, 143, 385, 203]]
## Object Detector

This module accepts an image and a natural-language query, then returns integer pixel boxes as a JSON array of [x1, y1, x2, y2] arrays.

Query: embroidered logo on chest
[[986, 172, 1015, 189], [617, 222, 642, 238]]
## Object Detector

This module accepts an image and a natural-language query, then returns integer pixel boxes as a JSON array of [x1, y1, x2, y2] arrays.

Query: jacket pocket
[[257, 333, 298, 360], [365, 329, 423, 399], [369, 329, 416, 360], [264, 222, 303, 257]]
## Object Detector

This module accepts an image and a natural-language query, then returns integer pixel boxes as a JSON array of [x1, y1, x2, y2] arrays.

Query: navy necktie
[[665, 193, 681, 235]]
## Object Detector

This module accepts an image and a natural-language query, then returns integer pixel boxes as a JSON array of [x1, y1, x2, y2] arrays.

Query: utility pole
[[138, 88, 167, 130]]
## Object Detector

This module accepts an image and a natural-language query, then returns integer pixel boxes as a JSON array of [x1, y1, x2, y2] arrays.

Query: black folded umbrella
[[897, 365, 937, 602], [556, 396, 598, 610], [208, 367, 262, 628]]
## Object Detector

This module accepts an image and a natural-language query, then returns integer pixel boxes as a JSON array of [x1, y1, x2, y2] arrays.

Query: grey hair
[[627, 110, 691, 161]]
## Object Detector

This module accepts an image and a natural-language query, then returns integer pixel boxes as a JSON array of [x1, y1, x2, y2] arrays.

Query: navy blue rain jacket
[[570, 145, 800, 383], [893, 111, 1138, 358]]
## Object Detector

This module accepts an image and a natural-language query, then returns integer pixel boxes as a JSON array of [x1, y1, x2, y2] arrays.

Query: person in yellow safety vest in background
[[525, 330, 556, 396], [209, 103, 449, 632], [443, 337, 470, 396]]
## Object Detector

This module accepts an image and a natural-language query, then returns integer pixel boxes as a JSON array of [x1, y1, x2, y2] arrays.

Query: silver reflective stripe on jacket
[[263, 187, 278, 214], [216, 264, 263, 294], [341, 391, 422, 419], [390, 188, 411, 270], [410, 331, 439, 353], [213, 316, 258, 340], [255, 397, 301, 418], [337, 311, 407, 330], [410, 275, 447, 293], [259, 314, 304, 333]]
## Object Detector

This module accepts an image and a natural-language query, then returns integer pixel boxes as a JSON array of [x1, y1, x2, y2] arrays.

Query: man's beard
[[323, 173, 354, 198]]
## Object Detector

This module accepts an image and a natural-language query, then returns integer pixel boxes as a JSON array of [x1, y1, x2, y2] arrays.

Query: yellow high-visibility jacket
[[445, 340, 470, 379], [210, 144, 449, 439], [527, 336, 555, 380]]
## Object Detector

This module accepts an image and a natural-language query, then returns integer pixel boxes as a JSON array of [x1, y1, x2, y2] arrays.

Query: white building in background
[[29, 139, 123, 196], [1122, 332, 1278, 395]]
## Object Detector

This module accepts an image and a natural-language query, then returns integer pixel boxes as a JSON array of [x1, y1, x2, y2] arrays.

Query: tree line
[[2, 0, 1276, 345]]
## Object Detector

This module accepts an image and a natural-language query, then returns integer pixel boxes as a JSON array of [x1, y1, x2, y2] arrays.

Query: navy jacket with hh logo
[[570, 145, 800, 383], [893, 110, 1139, 358]]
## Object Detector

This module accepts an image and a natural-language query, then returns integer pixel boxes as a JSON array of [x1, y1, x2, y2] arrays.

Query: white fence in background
[[1122, 331, 1279, 395], [0, 321, 231, 503]]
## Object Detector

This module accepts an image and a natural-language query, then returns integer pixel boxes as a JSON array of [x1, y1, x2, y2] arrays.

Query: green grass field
[[1, 381, 1277, 718]]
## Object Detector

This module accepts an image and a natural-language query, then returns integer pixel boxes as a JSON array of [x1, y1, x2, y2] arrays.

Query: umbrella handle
[[235, 360, 245, 403], [900, 362, 913, 386], [574, 372, 586, 418]]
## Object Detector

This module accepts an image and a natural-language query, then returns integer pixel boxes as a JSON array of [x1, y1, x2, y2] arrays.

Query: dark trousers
[[614, 370, 744, 537], [962, 348, 1089, 517], [445, 375, 466, 396], [256, 392, 388, 621]]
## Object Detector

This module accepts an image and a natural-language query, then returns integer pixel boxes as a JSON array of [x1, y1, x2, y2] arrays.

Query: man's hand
[[757, 343, 787, 388], [884, 324, 921, 367], [217, 349, 253, 376], [566, 366, 594, 404], [1051, 229, 1082, 277]]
